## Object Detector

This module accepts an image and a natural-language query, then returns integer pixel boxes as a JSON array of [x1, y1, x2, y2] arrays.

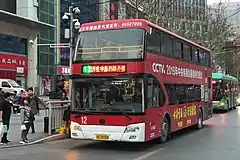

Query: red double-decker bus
[[70, 19, 212, 143]]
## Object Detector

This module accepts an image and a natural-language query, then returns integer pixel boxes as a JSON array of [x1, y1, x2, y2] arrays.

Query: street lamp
[[62, 5, 81, 100]]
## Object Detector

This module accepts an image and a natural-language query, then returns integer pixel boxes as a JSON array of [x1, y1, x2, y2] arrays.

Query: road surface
[[1, 108, 240, 160]]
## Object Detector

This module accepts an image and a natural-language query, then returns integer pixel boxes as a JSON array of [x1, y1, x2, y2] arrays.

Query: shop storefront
[[39, 66, 70, 96], [57, 65, 70, 96], [0, 53, 28, 88]]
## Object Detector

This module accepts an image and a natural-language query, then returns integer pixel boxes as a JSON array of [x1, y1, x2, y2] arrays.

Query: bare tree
[[191, 3, 236, 73], [102, 0, 236, 73], [144, 1, 236, 72]]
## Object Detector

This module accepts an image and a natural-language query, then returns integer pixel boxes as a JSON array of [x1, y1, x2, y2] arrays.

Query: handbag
[[2, 125, 7, 133], [20, 124, 26, 131], [0, 123, 7, 138]]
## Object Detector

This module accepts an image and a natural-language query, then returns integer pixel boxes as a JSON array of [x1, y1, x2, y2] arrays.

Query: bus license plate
[[96, 134, 109, 140]]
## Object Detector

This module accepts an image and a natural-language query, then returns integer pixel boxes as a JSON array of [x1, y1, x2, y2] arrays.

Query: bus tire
[[68, 128, 71, 138], [159, 116, 170, 143], [225, 101, 229, 112], [195, 109, 203, 129]]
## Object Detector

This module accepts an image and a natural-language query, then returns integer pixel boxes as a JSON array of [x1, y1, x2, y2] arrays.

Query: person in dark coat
[[0, 88, 4, 100], [27, 87, 45, 134], [0, 92, 13, 144]]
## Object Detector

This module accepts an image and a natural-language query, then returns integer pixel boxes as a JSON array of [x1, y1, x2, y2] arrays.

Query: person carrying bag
[[0, 92, 13, 145], [19, 98, 32, 144]]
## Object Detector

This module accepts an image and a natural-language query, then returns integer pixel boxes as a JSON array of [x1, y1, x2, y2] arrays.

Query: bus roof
[[212, 73, 239, 82], [80, 19, 211, 52]]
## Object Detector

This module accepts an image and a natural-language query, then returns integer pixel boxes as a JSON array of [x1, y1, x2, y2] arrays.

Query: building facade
[[100, 0, 207, 37], [37, 0, 58, 94], [59, 0, 99, 67], [38, 0, 100, 95], [0, 0, 54, 91]]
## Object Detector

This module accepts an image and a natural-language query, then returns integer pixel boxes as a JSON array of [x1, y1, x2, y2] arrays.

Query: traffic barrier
[[45, 100, 71, 135]]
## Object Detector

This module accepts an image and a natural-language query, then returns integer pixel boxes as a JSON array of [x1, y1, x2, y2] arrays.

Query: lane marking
[[133, 148, 164, 160], [133, 127, 208, 160]]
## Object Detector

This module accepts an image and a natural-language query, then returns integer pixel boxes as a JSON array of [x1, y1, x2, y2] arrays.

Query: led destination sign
[[82, 64, 127, 74]]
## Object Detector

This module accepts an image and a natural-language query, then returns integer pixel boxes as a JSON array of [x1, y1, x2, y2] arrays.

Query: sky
[[208, 0, 240, 5]]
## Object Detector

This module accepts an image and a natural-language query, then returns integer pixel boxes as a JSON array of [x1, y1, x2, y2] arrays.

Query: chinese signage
[[172, 105, 197, 121], [0, 53, 27, 74], [82, 64, 127, 74], [152, 63, 203, 79], [109, 0, 118, 20], [58, 66, 70, 75], [212, 80, 217, 84], [79, 20, 144, 32]]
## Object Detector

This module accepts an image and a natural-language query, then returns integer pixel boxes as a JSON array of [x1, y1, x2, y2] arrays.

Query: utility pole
[[62, 4, 81, 101]]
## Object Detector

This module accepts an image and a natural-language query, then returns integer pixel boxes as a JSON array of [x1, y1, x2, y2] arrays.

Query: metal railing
[[46, 100, 71, 135]]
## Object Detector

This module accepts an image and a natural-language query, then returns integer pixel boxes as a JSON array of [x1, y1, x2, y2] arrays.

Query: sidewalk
[[1, 110, 48, 147], [0, 96, 68, 148]]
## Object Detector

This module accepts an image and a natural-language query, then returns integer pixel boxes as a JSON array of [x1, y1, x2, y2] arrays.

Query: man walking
[[27, 87, 45, 134], [0, 92, 13, 144]]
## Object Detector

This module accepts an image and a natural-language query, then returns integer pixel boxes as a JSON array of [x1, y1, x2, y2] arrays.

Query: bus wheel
[[68, 129, 71, 138], [196, 109, 203, 129], [225, 101, 229, 112], [159, 116, 169, 143]]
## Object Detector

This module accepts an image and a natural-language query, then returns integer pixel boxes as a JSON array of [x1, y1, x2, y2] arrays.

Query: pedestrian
[[0, 88, 4, 100], [19, 97, 32, 144], [0, 92, 13, 145], [27, 87, 45, 134], [12, 91, 20, 114], [20, 90, 26, 98]]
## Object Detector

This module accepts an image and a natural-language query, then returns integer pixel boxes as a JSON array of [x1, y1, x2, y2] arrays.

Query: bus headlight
[[124, 126, 139, 133], [217, 102, 225, 107], [72, 125, 81, 131], [237, 98, 240, 104]]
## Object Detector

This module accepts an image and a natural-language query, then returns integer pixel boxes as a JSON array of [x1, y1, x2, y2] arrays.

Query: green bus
[[212, 73, 240, 111]]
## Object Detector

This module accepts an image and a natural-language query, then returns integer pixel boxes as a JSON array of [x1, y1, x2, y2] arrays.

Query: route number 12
[[81, 116, 87, 124]]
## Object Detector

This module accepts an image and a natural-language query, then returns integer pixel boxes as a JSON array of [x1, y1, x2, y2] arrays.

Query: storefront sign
[[0, 53, 27, 75], [58, 66, 70, 75]]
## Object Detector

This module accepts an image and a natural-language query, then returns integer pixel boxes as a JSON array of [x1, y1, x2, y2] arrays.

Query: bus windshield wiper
[[121, 111, 132, 120], [73, 110, 100, 118], [99, 106, 132, 120]]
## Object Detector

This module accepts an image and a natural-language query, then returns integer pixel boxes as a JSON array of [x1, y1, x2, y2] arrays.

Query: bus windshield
[[74, 29, 144, 62], [73, 75, 144, 113], [212, 80, 225, 101]]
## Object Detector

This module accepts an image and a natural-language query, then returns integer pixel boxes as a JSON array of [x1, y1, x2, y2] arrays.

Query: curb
[[0, 134, 68, 149]]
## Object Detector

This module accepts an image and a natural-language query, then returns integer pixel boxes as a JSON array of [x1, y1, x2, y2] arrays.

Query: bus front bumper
[[213, 101, 226, 110], [70, 121, 145, 142]]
